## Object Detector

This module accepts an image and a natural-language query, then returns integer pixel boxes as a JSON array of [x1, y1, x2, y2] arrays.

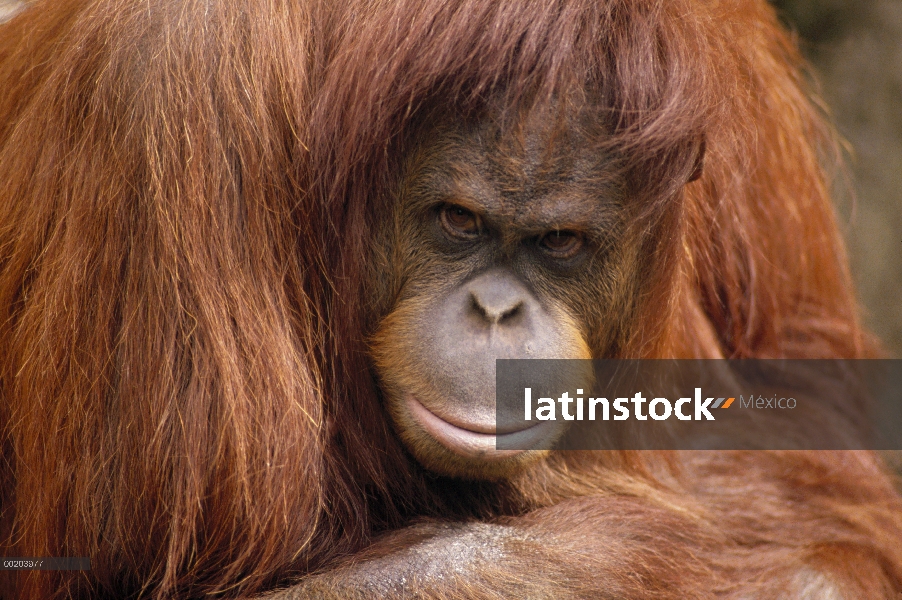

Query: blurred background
[[771, 0, 902, 356], [1, 0, 900, 354]]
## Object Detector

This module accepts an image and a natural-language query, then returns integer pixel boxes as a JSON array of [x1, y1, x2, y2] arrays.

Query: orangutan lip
[[405, 394, 555, 460]]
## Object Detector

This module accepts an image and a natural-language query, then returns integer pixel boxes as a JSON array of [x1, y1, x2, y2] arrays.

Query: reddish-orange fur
[[0, 0, 900, 598]]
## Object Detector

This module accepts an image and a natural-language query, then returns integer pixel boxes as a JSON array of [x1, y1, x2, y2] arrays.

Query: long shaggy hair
[[0, 0, 896, 598]]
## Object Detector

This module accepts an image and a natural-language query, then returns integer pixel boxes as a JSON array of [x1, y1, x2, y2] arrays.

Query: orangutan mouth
[[405, 394, 559, 460]]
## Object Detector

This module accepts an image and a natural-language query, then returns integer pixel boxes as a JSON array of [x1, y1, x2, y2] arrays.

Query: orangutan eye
[[440, 204, 482, 238], [539, 230, 584, 258]]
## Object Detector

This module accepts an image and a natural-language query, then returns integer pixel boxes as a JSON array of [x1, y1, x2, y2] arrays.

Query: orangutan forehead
[[402, 120, 623, 230]]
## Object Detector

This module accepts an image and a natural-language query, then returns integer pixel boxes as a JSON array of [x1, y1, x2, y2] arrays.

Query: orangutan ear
[[688, 137, 706, 183]]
